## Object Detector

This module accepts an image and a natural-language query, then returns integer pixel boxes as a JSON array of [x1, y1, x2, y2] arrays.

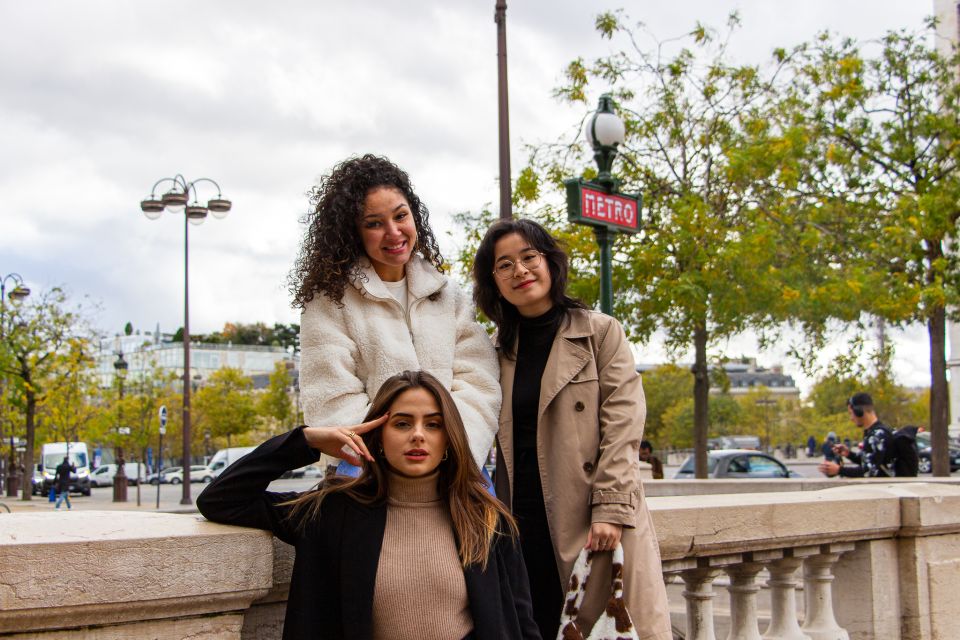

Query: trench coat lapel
[[537, 318, 592, 421], [496, 347, 517, 502], [340, 500, 387, 640]]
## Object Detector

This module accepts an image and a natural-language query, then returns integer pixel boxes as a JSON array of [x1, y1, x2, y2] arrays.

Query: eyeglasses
[[493, 251, 543, 279]]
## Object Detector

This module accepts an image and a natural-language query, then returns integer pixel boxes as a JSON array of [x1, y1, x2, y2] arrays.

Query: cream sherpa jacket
[[299, 256, 500, 469]]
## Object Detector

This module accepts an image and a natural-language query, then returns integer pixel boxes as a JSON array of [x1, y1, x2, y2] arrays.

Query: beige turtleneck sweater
[[372, 471, 474, 640]]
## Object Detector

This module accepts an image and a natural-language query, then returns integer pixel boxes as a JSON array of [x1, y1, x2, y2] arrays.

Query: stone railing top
[[647, 482, 960, 561], [643, 476, 960, 497], [0, 512, 275, 634]]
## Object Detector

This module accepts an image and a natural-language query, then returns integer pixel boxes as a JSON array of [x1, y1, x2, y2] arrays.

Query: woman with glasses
[[472, 219, 671, 640], [290, 155, 500, 475]]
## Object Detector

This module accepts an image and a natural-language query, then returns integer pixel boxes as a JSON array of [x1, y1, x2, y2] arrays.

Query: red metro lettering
[[581, 188, 637, 230]]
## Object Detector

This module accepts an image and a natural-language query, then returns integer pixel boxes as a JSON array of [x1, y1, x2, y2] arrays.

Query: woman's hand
[[302, 414, 388, 466], [585, 522, 623, 551]]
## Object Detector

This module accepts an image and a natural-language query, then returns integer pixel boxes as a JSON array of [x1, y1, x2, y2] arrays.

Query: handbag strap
[[556, 543, 626, 636]]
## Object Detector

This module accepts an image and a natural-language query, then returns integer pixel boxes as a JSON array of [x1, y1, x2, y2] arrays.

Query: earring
[[442, 449, 449, 461], [378, 446, 384, 456]]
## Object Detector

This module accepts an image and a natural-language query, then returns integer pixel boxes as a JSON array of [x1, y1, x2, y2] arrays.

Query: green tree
[[193, 367, 256, 449], [0, 287, 96, 500], [783, 23, 960, 475], [521, 12, 795, 477], [258, 361, 295, 433], [640, 364, 692, 446], [662, 394, 743, 449]]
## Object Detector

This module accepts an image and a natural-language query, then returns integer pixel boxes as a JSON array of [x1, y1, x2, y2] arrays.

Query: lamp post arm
[[186, 177, 226, 199]]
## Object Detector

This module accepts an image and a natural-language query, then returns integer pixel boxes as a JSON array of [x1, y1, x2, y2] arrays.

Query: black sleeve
[[499, 532, 541, 639], [838, 464, 864, 478], [197, 427, 320, 545]]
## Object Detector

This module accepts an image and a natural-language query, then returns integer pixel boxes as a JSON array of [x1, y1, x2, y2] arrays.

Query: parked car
[[89, 463, 147, 487], [674, 450, 801, 479], [300, 464, 323, 479], [147, 467, 180, 485], [916, 432, 960, 473]]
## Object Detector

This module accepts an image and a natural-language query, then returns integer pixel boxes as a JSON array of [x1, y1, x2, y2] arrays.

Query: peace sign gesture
[[302, 414, 388, 467]]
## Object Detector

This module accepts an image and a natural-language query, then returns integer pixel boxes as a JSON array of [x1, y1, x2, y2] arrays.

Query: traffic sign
[[159, 405, 167, 434]]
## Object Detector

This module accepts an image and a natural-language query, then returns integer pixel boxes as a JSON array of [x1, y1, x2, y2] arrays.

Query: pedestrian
[[53, 456, 75, 510], [472, 218, 671, 640], [291, 155, 500, 477], [806, 434, 817, 458], [198, 371, 540, 640], [819, 393, 896, 478], [639, 440, 665, 479], [821, 432, 839, 462]]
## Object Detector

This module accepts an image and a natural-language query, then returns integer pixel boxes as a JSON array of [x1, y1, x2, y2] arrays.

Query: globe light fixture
[[584, 94, 626, 187]]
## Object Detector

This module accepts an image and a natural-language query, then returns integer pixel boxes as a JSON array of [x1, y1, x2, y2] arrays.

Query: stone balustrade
[[2, 483, 959, 639]]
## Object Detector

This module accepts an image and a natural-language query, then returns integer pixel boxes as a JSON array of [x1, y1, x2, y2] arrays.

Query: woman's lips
[[383, 241, 408, 255], [404, 448, 428, 460], [514, 280, 535, 290]]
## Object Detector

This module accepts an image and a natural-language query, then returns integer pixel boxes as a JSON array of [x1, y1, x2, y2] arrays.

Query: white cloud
[[0, 0, 936, 396]]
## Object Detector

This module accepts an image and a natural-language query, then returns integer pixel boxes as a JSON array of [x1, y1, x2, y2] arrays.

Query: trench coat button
[[575, 401, 585, 412], [583, 461, 594, 473]]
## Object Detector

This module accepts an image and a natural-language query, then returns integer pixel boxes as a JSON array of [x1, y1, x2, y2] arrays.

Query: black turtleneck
[[512, 305, 562, 500]]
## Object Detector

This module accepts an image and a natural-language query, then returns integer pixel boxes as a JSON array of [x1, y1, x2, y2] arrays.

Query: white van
[[208, 446, 256, 478], [89, 462, 147, 487], [39, 442, 91, 496]]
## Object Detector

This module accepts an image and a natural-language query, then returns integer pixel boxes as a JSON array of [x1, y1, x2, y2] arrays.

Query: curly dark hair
[[472, 218, 586, 358], [289, 154, 444, 307]]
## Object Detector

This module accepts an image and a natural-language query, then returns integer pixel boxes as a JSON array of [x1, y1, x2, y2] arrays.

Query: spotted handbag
[[556, 543, 639, 640]]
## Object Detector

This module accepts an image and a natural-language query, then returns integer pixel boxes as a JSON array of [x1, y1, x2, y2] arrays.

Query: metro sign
[[565, 179, 640, 233]]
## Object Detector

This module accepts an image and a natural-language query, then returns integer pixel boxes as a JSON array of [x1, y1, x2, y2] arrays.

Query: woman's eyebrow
[[495, 246, 534, 262], [361, 202, 409, 221]]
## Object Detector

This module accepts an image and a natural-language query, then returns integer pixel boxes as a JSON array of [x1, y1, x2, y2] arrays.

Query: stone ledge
[[0, 512, 274, 634]]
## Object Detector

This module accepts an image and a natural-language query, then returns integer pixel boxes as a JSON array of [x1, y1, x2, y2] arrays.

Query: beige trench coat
[[494, 309, 672, 640]]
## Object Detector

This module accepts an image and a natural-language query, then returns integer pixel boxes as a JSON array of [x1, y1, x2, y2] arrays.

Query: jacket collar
[[349, 255, 447, 302]]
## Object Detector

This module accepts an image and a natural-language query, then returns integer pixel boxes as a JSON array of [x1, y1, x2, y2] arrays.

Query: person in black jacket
[[54, 457, 75, 510], [198, 370, 540, 640], [818, 393, 895, 478]]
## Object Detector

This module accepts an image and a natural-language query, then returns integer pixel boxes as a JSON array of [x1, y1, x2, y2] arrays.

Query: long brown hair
[[284, 370, 516, 569]]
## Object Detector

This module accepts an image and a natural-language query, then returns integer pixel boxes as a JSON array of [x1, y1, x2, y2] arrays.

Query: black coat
[[54, 460, 75, 492], [197, 428, 540, 640]]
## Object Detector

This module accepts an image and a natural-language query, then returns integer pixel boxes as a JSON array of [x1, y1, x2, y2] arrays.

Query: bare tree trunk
[[929, 306, 950, 477], [692, 324, 710, 479], [21, 384, 35, 501]]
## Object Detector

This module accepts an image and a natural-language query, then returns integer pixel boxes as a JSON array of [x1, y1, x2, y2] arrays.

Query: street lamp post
[[112, 352, 129, 502], [566, 95, 637, 317], [585, 95, 627, 316], [1, 273, 30, 497], [139, 175, 231, 505]]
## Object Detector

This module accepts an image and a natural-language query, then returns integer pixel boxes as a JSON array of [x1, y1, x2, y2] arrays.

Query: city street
[[0, 477, 322, 514], [3, 457, 957, 515]]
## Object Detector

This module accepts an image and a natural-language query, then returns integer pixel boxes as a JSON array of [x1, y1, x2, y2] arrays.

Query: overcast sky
[[0, 1, 936, 394]]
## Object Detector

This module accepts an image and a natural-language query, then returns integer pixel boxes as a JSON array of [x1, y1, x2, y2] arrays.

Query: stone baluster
[[671, 554, 742, 640], [763, 547, 817, 640], [724, 551, 783, 640], [801, 543, 854, 640]]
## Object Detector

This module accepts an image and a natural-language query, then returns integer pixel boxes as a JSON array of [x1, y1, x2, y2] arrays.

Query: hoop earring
[[442, 449, 449, 461]]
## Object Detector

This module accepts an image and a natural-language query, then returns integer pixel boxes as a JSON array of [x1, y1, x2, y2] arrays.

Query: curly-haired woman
[[291, 154, 500, 472]]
